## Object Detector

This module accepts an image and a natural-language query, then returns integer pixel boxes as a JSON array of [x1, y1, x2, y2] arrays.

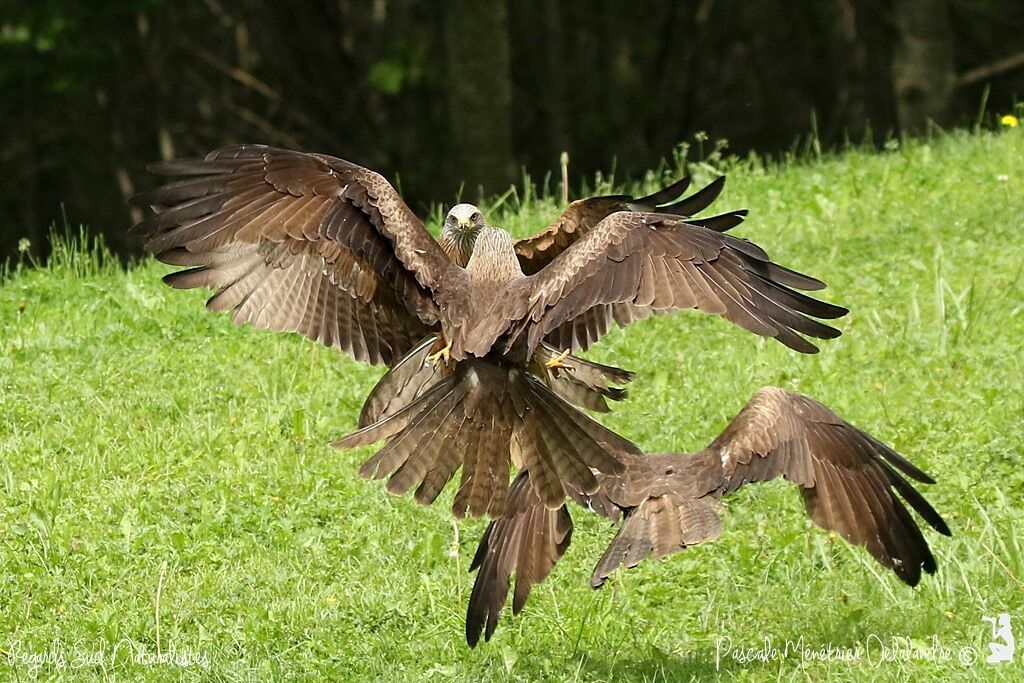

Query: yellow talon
[[544, 348, 571, 368], [427, 340, 452, 366]]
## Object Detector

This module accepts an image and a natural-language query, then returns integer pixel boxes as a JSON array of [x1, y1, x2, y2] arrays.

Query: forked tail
[[334, 358, 630, 518]]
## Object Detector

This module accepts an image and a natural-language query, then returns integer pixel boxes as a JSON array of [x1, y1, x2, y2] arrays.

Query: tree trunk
[[443, 0, 516, 197], [892, 0, 955, 134]]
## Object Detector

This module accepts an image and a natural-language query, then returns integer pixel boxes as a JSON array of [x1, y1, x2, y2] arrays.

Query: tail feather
[[466, 471, 573, 647], [514, 412, 568, 510], [335, 358, 630, 518], [346, 379, 456, 478], [529, 380, 636, 466], [336, 378, 453, 451], [387, 394, 466, 497], [526, 395, 601, 504], [453, 407, 513, 519], [531, 343, 633, 413], [591, 494, 723, 587], [359, 335, 444, 428], [414, 417, 467, 505]]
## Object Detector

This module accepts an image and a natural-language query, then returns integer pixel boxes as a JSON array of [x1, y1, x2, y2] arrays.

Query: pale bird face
[[444, 203, 486, 236]]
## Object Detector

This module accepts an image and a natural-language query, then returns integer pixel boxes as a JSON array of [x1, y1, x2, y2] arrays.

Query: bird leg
[[427, 337, 452, 366], [544, 348, 571, 369]]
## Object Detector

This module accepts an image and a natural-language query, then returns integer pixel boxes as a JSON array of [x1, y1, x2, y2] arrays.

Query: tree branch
[[958, 50, 1024, 87]]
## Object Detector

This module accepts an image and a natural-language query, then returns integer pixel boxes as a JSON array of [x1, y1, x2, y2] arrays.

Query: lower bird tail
[[466, 470, 573, 647], [334, 357, 630, 518], [590, 492, 723, 587]]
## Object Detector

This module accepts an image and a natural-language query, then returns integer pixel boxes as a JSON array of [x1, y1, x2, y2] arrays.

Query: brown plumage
[[338, 356, 639, 517], [132, 145, 442, 366], [465, 387, 950, 646], [133, 144, 845, 519], [514, 175, 748, 274], [357, 335, 633, 427]]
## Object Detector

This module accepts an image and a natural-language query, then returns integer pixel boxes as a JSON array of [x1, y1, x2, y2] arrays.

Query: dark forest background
[[2, 0, 1023, 262]]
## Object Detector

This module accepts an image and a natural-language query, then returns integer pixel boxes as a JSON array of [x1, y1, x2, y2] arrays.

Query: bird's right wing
[[132, 145, 461, 366], [514, 176, 748, 274]]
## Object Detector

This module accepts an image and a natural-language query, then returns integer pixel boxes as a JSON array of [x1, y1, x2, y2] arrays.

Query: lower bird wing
[[592, 387, 950, 588], [707, 386, 950, 586]]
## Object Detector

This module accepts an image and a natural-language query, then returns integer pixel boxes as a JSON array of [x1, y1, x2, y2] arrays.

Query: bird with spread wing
[[464, 387, 951, 646], [132, 144, 847, 521]]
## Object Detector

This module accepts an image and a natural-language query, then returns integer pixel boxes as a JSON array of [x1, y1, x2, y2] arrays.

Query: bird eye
[[471, 212, 482, 223]]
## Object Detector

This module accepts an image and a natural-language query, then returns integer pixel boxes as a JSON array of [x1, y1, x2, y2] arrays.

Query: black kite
[[132, 145, 847, 520], [465, 387, 951, 646]]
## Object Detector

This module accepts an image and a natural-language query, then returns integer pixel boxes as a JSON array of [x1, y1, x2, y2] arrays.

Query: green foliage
[[2, 130, 1023, 680], [8, 0, 1024, 264]]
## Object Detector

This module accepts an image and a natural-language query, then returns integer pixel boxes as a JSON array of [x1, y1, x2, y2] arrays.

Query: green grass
[[2, 130, 1023, 681]]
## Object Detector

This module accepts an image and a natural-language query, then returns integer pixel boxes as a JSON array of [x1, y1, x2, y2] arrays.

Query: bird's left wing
[[507, 211, 847, 356]]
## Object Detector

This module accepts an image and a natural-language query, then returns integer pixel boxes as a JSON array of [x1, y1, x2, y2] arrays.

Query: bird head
[[440, 203, 488, 267], [444, 203, 486, 237]]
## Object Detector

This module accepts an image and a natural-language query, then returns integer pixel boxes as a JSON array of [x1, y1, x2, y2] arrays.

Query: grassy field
[[2, 129, 1023, 681]]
